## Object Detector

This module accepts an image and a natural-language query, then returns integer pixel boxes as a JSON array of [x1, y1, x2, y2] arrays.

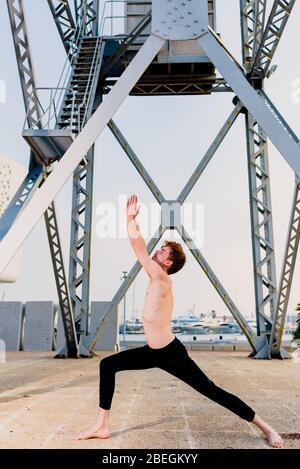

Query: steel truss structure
[[1, 0, 299, 359]]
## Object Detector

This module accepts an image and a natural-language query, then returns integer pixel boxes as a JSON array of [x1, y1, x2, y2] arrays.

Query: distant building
[[0, 154, 27, 282]]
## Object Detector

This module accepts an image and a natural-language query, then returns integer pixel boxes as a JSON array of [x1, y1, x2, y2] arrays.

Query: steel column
[[269, 182, 300, 357], [47, 0, 76, 54], [5, 0, 78, 357], [251, 0, 296, 79], [74, 0, 99, 36], [240, 0, 278, 359]]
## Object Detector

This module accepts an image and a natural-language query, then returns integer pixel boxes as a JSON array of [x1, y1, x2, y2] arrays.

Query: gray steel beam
[[6, 0, 78, 357], [179, 225, 264, 353], [251, 0, 296, 79], [269, 181, 300, 357], [196, 29, 300, 178], [107, 120, 165, 204], [44, 202, 79, 357], [177, 102, 243, 204], [68, 146, 94, 336], [47, 0, 76, 54], [244, 111, 277, 344], [211, 81, 232, 93], [74, 0, 99, 36], [104, 78, 232, 95], [240, 1, 278, 358], [6, 0, 41, 129], [240, 0, 267, 72]]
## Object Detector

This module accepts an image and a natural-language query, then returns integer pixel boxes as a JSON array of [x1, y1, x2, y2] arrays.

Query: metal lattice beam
[[74, 0, 99, 36], [179, 225, 261, 350], [6, 0, 41, 128], [47, 0, 76, 54], [197, 27, 300, 176], [240, 0, 267, 72], [107, 120, 165, 204], [5, 0, 78, 357], [68, 147, 94, 335], [44, 202, 79, 357], [240, 0, 278, 357], [244, 111, 278, 341], [251, 0, 296, 79], [177, 103, 243, 204], [269, 182, 300, 357], [104, 78, 231, 96]]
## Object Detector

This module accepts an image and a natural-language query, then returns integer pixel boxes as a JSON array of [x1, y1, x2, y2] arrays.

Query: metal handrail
[[24, 1, 152, 133], [23, 87, 76, 132], [101, 0, 152, 36], [77, 0, 152, 131], [52, 19, 87, 124]]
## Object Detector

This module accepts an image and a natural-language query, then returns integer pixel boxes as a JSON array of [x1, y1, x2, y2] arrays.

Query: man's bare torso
[[141, 274, 175, 349]]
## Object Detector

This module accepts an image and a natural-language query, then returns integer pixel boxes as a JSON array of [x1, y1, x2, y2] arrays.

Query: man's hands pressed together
[[127, 194, 140, 221], [127, 194, 141, 240]]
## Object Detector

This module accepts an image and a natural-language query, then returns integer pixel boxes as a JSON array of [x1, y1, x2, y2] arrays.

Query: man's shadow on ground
[[111, 415, 182, 437]]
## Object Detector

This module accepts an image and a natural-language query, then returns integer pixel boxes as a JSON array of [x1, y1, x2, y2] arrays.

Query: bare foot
[[265, 429, 284, 448], [74, 426, 111, 440], [251, 414, 284, 449]]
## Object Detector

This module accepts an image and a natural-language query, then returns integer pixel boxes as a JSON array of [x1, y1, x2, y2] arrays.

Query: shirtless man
[[75, 194, 283, 448]]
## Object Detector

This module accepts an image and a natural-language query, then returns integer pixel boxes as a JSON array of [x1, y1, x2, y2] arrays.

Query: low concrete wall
[[90, 302, 119, 352], [0, 301, 23, 350], [23, 302, 55, 351]]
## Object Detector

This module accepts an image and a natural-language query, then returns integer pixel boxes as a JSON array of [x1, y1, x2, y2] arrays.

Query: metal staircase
[[22, 34, 104, 162], [57, 36, 104, 134]]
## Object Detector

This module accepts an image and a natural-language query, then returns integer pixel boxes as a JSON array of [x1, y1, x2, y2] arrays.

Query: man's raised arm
[[126, 195, 163, 279]]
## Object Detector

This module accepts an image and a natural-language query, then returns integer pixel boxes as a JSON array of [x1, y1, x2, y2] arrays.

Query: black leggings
[[99, 336, 255, 422]]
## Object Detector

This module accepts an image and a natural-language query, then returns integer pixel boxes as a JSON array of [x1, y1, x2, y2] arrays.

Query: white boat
[[119, 321, 144, 334], [177, 322, 210, 334], [205, 322, 241, 334]]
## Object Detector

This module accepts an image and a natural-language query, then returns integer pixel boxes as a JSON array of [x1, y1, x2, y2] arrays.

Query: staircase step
[[65, 92, 87, 97], [60, 110, 87, 117], [71, 76, 94, 81], [78, 47, 97, 53], [65, 111, 86, 114], [72, 69, 96, 75], [61, 108, 87, 114], [59, 110, 87, 116], [79, 38, 98, 44], [61, 109, 87, 113], [71, 72, 93, 76], [63, 99, 86, 104], [70, 82, 92, 87], [69, 87, 92, 91], [73, 62, 96, 68], [74, 63, 94, 68], [56, 36, 101, 131]]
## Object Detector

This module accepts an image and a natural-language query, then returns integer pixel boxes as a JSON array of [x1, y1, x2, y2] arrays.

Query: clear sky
[[0, 1, 300, 322]]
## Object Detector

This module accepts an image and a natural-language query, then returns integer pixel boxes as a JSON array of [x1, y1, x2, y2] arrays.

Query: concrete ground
[[1, 349, 300, 449]]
